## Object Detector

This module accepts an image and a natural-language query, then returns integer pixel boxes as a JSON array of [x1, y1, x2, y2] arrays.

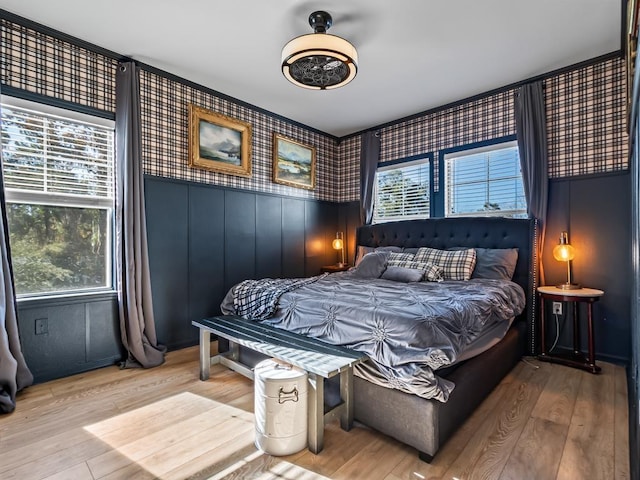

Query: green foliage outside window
[[6, 205, 108, 295], [375, 167, 430, 221]]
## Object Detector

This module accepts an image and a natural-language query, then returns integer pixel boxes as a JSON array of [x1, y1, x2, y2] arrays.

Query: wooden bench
[[192, 315, 368, 454]]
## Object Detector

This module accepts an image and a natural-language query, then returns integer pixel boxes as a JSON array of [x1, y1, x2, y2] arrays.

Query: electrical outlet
[[35, 318, 48, 335], [552, 302, 562, 315]]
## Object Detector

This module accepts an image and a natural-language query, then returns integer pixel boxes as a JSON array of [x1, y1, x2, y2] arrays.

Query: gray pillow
[[387, 257, 444, 282], [472, 248, 518, 280], [355, 245, 402, 266], [352, 251, 389, 278], [381, 266, 424, 282], [448, 247, 519, 280]]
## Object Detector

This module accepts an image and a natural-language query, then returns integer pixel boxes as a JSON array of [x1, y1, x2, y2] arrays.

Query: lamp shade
[[552, 243, 575, 262], [282, 11, 358, 90], [552, 231, 580, 289], [552, 231, 575, 262]]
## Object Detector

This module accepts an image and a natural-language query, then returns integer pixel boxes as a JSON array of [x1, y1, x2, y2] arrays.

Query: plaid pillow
[[414, 247, 476, 280], [422, 263, 445, 282], [388, 251, 416, 263], [387, 257, 444, 282]]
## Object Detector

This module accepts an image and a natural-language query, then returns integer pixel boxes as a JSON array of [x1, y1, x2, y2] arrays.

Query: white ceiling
[[0, 0, 622, 137]]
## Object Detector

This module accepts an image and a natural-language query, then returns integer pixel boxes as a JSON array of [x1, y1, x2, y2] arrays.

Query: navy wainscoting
[[543, 172, 631, 365], [17, 293, 121, 383], [144, 175, 357, 351]]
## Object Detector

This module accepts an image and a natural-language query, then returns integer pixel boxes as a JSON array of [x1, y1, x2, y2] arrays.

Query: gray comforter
[[221, 273, 525, 402]]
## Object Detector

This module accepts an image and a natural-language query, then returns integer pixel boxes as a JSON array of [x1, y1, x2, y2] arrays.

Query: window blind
[[374, 159, 430, 223], [1, 105, 114, 203], [445, 143, 526, 218]]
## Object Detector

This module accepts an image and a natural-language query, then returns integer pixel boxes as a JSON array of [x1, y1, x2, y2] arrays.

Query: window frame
[[1, 95, 117, 301], [373, 153, 434, 224], [438, 135, 527, 219]]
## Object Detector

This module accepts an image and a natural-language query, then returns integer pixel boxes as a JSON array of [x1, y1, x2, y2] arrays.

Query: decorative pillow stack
[[414, 247, 477, 281], [352, 246, 479, 282]]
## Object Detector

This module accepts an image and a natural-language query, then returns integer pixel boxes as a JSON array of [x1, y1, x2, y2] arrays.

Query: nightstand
[[321, 264, 351, 273], [537, 285, 604, 374]]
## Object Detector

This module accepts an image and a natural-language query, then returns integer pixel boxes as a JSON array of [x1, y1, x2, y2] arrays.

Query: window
[[444, 140, 526, 218], [1, 99, 115, 298], [373, 157, 430, 223]]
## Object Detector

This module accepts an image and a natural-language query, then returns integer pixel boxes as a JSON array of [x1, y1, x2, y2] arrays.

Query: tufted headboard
[[356, 217, 538, 353]]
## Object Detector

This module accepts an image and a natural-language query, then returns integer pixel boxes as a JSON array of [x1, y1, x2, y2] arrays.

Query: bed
[[220, 216, 538, 461]]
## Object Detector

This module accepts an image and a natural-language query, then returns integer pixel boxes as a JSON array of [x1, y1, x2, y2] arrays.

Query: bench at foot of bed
[[192, 315, 368, 454]]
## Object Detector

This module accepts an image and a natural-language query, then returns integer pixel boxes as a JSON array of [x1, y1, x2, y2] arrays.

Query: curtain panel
[[360, 131, 381, 225], [515, 81, 549, 285], [116, 62, 165, 368], [0, 128, 33, 413]]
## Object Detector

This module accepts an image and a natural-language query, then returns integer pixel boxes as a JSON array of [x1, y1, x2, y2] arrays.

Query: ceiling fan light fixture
[[281, 11, 358, 90]]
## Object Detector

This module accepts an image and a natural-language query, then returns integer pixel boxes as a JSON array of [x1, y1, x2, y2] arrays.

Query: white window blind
[[444, 141, 526, 218], [1, 104, 114, 206], [373, 158, 430, 223], [1, 99, 115, 298]]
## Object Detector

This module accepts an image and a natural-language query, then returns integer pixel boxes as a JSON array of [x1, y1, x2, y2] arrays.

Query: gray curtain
[[116, 62, 165, 368], [360, 131, 381, 225], [0, 129, 33, 413], [515, 81, 548, 283]]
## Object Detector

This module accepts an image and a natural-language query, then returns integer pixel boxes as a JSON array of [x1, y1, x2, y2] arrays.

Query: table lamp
[[332, 232, 345, 267], [552, 231, 580, 289]]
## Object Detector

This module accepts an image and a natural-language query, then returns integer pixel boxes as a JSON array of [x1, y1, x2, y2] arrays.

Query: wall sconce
[[552, 231, 580, 290], [332, 232, 345, 266]]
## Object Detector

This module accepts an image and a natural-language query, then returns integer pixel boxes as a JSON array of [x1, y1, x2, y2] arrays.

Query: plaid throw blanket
[[232, 274, 328, 320]]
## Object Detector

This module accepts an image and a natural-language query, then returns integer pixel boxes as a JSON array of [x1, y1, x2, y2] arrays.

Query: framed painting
[[188, 104, 252, 177], [272, 133, 316, 190]]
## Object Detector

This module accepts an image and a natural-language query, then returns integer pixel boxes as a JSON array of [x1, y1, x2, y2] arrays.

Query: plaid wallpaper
[[337, 135, 361, 202], [375, 90, 515, 201], [0, 18, 117, 114], [139, 70, 338, 200], [337, 56, 628, 202], [379, 90, 515, 163], [0, 15, 628, 205], [546, 57, 628, 177], [1, 16, 338, 201]]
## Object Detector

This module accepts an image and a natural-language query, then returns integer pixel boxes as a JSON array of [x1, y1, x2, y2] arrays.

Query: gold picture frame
[[188, 104, 252, 177], [272, 133, 316, 190]]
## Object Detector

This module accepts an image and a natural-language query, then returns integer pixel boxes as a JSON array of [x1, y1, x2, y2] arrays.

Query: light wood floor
[[0, 344, 630, 480]]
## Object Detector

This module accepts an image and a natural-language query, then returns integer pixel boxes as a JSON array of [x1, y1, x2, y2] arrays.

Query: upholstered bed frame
[[220, 216, 538, 462], [351, 216, 538, 461]]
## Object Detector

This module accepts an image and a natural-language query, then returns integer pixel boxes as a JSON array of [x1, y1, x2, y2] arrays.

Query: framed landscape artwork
[[188, 104, 252, 177], [272, 133, 316, 190]]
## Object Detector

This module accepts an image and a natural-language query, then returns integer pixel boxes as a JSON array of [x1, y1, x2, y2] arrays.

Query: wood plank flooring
[[0, 345, 629, 480]]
